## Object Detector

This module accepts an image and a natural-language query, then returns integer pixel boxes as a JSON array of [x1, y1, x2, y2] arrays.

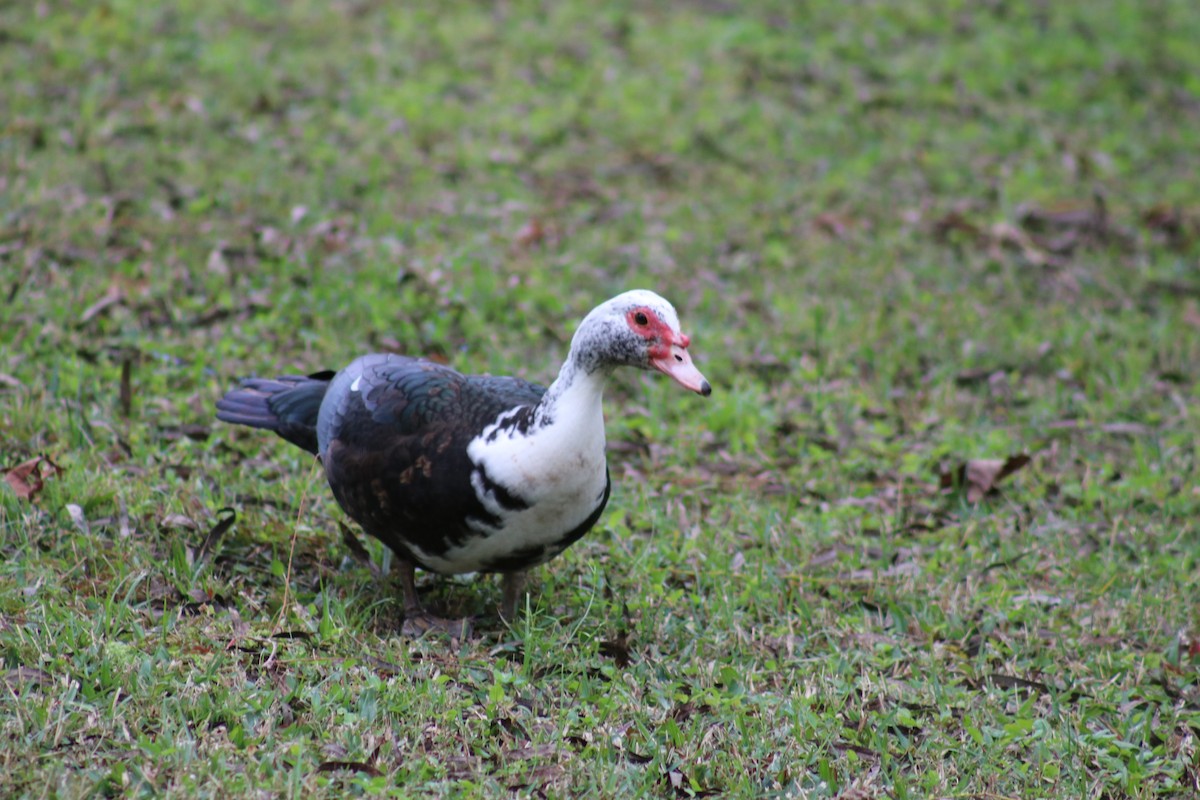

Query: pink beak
[[652, 342, 712, 396]]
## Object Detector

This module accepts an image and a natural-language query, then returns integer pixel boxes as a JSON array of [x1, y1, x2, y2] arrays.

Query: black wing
[[353, 357, 545, 437], [319, 355, 547, 568]]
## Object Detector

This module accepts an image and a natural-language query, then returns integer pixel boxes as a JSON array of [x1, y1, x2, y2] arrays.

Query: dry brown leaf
[[1018, 202, 1096, 231], [192, 507, 236, 564], [315, 760, 382, 777], [668, 770, 685, 791], [990, 221, 1055, 266], [813, 211, 857, 239], [1099, 422, 1150, 436], [160, 514, 198, 530], [940, 454, 1031, 502], [1142, 204, 1196, 251], [79, 284, 125, 324], [3, 456, 63, 501], [3, 666, 54, 689], [660, 766, 719, 798], [599, 631, 634, 668], [1017, 196, 1138, 253], [4, 460, 42, 501], [1012, 592, 1063, 607], [932, 210, 983, 242], [966, 456, 1029, 502], [513, 218, 546, 249]]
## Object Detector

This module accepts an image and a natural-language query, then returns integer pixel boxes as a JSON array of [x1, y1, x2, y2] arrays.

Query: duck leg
[[499, 570, 528, 622], [397, 558, 472, 639]]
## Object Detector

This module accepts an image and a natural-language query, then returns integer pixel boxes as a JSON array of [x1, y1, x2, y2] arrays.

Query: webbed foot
[[395, 557, 472, 638], [401, 610, 473, 639]]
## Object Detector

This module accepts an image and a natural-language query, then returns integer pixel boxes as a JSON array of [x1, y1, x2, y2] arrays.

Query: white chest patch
[[411, 397, 609, 574]]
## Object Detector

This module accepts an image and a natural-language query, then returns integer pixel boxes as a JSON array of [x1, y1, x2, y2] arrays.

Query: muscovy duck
[[216, 290, 710, 634]]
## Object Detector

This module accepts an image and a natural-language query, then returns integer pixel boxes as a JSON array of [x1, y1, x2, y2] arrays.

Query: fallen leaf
[[1099, 422, 1150, 436], [963, 673, 1061, 698], [3, 464, 39, 500], [186, 297, 269, 328], [513, 218, 546, 249], [315, 761, 382, 777], [1142, 204, 1196, 251], [206, 248, 229, 276], [79, 284, 125, 325], [436, 753, 481, 779], [669, 701, 712, 723], [1017, 196, 1137, 252], [989, 221, 1055, 266], [954, 367, 1006, 386], [932, 210, 983, 243], [808, 546, 848, 567], [1018, 202, 1096, 233], [3, 456, 63, 501], [842, 559, 922, 583], [599, 631, 635, 668], [660, 767, 720, 798], [191, 507, 236, 564], [813, 211, 857, 239], [1012, 592, 1063, 607], [157, 423, 212, 442], [940, 454, 1031, 502], [183, 588, 230, 613], [3, 666, 54, 689], [66, 504, 89, 535], [981, 551, 1031, 574], [317, 744, 382, 776], [160, 514, 198, 530], [832, 740, 881, 762], [1046, 419, 1153, 436], [340, 521, 381, 575]]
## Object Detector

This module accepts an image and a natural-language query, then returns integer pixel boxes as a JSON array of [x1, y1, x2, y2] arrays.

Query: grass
[[2, 0, 1199, 796]]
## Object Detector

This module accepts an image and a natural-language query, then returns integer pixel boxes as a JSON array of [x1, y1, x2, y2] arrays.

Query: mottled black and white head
[[570, 289, 712, 396]]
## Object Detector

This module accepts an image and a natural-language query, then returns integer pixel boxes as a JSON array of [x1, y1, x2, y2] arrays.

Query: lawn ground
[[2, 1, 1200, 797]]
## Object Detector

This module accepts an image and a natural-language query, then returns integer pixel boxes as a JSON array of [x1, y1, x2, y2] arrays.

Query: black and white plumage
[[216, 290, 711, 633]]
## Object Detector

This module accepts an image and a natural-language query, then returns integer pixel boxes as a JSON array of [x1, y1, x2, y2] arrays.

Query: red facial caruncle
[[626, 306, 711, 396]]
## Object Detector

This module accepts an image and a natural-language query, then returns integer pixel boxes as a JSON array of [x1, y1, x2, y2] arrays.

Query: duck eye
[[634, 312, 649, 326]]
